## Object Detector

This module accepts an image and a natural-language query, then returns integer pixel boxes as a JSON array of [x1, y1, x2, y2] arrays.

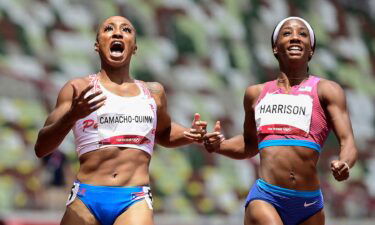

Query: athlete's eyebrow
[[281, 26, 308, 31], [120, 23, 135, 29], [104, 22, 133, 28]]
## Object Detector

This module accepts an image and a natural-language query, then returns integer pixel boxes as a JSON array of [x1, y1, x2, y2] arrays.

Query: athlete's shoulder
[[317, 78, 344, 94], [316, 78, 345, 101], [53, 76, 90, 104], [60, 76, 90, 93], [62, 76, 91, 90], [317, 78, 341, 89], [245, 83, 265, 99], [142, 81, 166, 107], [144, 81, 165, 96], [244, 83, 265, 107]]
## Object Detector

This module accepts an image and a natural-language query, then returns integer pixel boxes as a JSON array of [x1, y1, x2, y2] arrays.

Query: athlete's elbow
[[34, 146, 43, 158], [232, 151, 254, 160], [157, 142, 174, 148], [242, 151, 257, 159], [245, 151, 257, 159], [351, 147, 359, 166], [244, 144, 259, 159], [155, 136, 172, 148], [232, 148, 256, 160], [34, 143, 45, 158], [34, 131, 46, 158], [35, 153, 45, 158], [34, 141, 51, 158]]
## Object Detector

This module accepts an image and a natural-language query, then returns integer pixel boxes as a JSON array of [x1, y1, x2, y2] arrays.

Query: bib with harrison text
[[255, 93, 313, 137]]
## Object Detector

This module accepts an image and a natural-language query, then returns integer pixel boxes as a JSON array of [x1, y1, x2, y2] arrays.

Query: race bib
[[255, 93, 313, 136], [97, 101, 155, 146]]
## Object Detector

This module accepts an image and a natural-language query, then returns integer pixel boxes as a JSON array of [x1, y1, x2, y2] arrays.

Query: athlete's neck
[[277, 60, 308, 85], [277, 72, 309, 88], [278, 60, 309, 83], [99, 65, 133, 85]]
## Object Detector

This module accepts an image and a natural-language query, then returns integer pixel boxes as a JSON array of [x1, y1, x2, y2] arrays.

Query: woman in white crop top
[[34, 16, 206, 225]]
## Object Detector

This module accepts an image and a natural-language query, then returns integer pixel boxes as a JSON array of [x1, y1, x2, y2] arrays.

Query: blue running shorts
[[245, 179, 323, 225], [66, 181, 153, 225]]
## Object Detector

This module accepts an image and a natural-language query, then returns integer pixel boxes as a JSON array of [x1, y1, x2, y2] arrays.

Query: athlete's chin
[[286, 56, 309, 63], [106, 58, 128, 67], [287, 54, 303, 60], [286, 52, 310, 59]]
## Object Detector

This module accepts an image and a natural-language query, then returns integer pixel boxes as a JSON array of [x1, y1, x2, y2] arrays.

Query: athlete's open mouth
[[110, 41, 124, 57]]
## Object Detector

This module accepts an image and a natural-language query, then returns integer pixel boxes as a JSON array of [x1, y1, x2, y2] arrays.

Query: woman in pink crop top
[[34, 16, 206, 225], [202, 17, 358, 225]]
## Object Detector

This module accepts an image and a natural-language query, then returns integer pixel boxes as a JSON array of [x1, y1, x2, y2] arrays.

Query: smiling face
[[95, 16, 137, 67], [273, 19, 314, 65]]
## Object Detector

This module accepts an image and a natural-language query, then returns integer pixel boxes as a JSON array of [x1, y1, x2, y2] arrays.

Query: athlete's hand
[[203, 121, 225, 153], [330, 160, 350, 182], [183, 113, 207, 143], [68, 84, 106, 121]]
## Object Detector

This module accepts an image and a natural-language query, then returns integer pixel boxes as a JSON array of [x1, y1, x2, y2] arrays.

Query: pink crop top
[[254, 75, 331, 152]]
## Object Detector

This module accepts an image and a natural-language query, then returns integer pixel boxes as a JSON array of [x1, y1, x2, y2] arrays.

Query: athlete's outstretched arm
[[148, 82, 206, 148], [203, 85, 261, 159], [34, 80, 106, 158], [319, 80, 358, 181]]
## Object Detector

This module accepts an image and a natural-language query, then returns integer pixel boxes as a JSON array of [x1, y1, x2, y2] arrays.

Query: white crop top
[[72, 74, 157, 157]]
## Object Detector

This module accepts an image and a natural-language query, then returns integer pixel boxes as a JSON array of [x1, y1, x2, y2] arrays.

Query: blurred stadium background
[[0, 0, 374, 224]]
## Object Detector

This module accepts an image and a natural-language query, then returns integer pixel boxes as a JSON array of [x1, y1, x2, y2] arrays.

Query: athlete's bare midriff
[[76, 147, 151, 186], [259, 146, 320, 191]]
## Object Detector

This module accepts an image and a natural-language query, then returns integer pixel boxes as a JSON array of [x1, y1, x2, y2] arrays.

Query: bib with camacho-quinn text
[[97, 97, 155, 146]]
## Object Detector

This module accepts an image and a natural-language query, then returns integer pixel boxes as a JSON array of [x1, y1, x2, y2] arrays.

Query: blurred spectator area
[[0, 0, 374, 220]]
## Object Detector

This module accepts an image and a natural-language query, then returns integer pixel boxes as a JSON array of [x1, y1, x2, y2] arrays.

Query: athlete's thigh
[[114, 199, 154, 225], [60, 199, 100, 225], [245, 200, 283, 225], [299, 209, 325, 225]]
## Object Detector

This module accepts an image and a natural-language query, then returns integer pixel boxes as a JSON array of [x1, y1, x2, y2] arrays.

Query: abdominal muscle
[[259, 146, 321, 191], [76, 147, 151, 186]]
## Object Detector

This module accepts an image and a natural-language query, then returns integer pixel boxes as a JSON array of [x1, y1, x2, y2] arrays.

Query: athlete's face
[[273, 19, 313, 64], [95, 16, 137, 67]]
